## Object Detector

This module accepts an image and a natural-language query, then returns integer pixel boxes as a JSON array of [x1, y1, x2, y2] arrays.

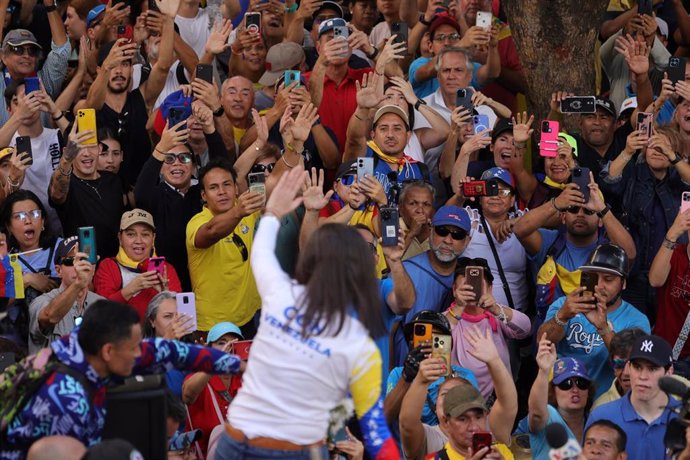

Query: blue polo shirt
[[585, 393, 680, 460]]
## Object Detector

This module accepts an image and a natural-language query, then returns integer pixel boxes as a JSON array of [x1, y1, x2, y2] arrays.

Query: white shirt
[[369, 21, 391, 47], [175, 9, 211, 58]]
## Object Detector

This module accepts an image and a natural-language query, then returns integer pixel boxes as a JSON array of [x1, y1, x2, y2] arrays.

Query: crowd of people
[[2, 0, 690, 458]]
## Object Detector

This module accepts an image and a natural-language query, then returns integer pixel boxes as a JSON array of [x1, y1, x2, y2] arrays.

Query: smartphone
[[472, 432, 493, 457], [431, 333, 452, 376], [15, 136, 33, 166], [580, 271, 598, 299], [78, 226, 97, 264], [196, 64, 213, 84], [560, 96, 596, 114], [380, 206, 399, 247], [146, 256, 166, 277], [148, 0, 160, 12], [412, 323, 432, 348], [167, 106, 188, 131], [539, 120, 560, 157], [232, 340, 252, 360], [116, 25, 133, 42], [24, 77, 39, 95], [391, 22, 408, 48], [465, 266, 484, 304], [175, 293, 197, 332], [284, 70, 301, 87], [77, 109, 98, 145], [476, 11, 492, 29], [112, 0, 129, 7], [637, 112, 653, 138], [248, 172, 266, 196], [356, 157, 374, 182], [331, 426, 349, 459], [571, 166, 591, 204], [681, 191, 690, 214], [462, 179, 498, 197], [638, 0, 653, 15], [669, 57, 687, 86], [333, 25, 349, 40], [472, 114, 490, 134], [245, 12, 261, 34], [456, 88, 474, 112], [0, 352, 14, 372]]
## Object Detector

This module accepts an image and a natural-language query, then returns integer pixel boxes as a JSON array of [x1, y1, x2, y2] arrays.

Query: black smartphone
[[148, 0, 160, 11], [0, 352, 14, 372], [669, 57, 687, 86], [78, 226, 97, 264], [391, 22, 408, 48], [571, 167, 591, 204], [380, 206, 399, 247], [456, 88, 474, 112], [638, 0, 653, 15], [15, 136, 33, 166], [560, 96, 596, 114], [196, 64, 213, 84], [245, 12, 261, 34], [167, 106, 188, 131], [580, 271, 598, 300]]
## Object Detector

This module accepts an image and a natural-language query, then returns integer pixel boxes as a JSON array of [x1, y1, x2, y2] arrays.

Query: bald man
[[27, 436, 86, 460], [220, 76, 255, 148]]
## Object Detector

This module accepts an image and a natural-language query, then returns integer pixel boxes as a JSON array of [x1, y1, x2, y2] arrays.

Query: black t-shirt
[[50, 172, 124, 259], [267, 122, 338, 171], [571, 121, 633, 179], [97, 89, 152, 187]]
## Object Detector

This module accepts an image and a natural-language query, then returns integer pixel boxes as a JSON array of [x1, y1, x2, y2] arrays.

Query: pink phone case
[[681, 192, 690, 214], [540, 120, 560, 157], [147, 257, 166, 276]]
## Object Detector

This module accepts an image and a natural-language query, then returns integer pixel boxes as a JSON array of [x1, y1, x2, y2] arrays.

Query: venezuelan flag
[[0, 255, 24, 299]]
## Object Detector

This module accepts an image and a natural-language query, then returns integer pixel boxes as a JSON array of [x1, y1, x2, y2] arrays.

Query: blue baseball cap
[[86, 4, 106, 28], [318, 17, 347, 38], [206, 322, 243, 344], [552, 357, 591, 385], [480, 167, 514, 189], [154, 89, 193, 136], [431, 205, 471, 232]]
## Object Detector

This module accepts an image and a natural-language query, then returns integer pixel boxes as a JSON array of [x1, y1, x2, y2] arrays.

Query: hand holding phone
[[570, 167, 591, 204], [78, 227, 97, 264], [380, 206, 399, 247], [539, 120, 559, 157], [176, 293, 197, 332], [465, 266, 484, 304], [147, 256, 166, 277]]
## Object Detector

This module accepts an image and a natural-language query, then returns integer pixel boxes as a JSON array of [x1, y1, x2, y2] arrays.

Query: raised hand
[[465, 326, 500, 364], [550, 91, 574, 114], [389, 76, 418, 104], [535, 332, 557, 372], [265, 167, 306, 219], [553, 183, 586, 210], [355, 72, 385, 110], [251, 109, 269, 149], [615, 33, 650, 76], [290, 103, 320, 143], [157, 120, 190, 152], [205, 18, 233, 55], [154, 0, 181, 17], [302, 167, 334, 212], [511, 111, 534, 144]]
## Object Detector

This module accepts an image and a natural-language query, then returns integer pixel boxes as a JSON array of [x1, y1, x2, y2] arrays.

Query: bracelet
[[285, 3, 298, 12], [596, 204, 611, 219], [554, 312, 568, 327], [671, 153, 682, 165], [496, 304, 508, 323], [551, 197, 565, 213], [52, 111, 66, 121], [281, 152, 298, 168], [419, 14, 432, 26], [375, 70, 383, 76], [45, 3, 57, 12], [663, 236, 678, 250], [365, 45, 379, 60], [512, 140, 526, 149], [154, 147, 165, 155], [58, 165, 72, 177]]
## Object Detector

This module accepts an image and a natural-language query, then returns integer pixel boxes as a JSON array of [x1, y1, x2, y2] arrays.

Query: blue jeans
[[213, 431, 329, 460]]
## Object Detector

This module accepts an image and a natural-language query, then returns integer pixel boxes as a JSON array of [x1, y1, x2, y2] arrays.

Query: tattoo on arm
[[63, 141, 79, 162]]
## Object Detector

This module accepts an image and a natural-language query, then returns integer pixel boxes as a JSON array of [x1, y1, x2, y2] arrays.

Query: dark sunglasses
[[60, 256, 75, 267], [556, 377, 591, 391], [8, 45, 39, 57], [566, 206, 596, 216], [612, 358, 627, 369], [251, 163, 275, 174], [434, 226, 468, 241], [163, 153, 193, 164], [231, 233, 248, 262]]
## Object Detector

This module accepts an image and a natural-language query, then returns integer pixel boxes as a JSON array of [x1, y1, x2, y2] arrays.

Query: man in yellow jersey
[[186, 158, 264, 338]]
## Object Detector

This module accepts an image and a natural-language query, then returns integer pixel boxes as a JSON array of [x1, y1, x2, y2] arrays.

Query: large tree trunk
[[502, 0, 609, 124]]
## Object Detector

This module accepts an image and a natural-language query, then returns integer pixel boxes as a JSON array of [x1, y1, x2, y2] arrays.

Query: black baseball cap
[[628, 335, 673, 368], [491, 118, 513, 143], [54, 236, 79, 265]]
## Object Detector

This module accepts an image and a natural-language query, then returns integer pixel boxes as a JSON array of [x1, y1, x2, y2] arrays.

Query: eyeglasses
[[251, 163, 275, 174], [433, 33, 461, 42], [612, 358, 627, 369], [338, 174, 356, 186], [163, 153, 193, 164], [231, 233, 248, 262], [8, 45, 39, 57], [434, 226, 468, 241], [566, 206, 596, 216], [60, 256, 75, 267], [496, 189, 512, 197], [12, 209, 42, 222], [556, 377, 591, 391]]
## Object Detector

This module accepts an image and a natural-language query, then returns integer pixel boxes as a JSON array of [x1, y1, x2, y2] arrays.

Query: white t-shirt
[[11, 129, 62, 234], [369, 21, 391, 47], [228, 216, 387, 444], [175, 9, 211, 58], [153, 61, 189, 110]]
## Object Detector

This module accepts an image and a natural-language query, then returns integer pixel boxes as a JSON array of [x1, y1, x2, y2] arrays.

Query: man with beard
[[392, 205, 472, 367], [540, 244, 650, 399], [77, 4, 175, 187], [514, 178, 635, 334]]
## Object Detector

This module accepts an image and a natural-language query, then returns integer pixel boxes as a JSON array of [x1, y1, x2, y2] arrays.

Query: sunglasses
[[60, 256, 76, 267], [434, 226, 468, 241], [566, 206, 596, 216], [8, 45, 39, 57], [163, 153, 193, 164], [556, 377, 591, 391], [612, 358, 627, 369], [496, 189, 513, 197], [251, 163, 275, 174], [12, 209, 42, 222]]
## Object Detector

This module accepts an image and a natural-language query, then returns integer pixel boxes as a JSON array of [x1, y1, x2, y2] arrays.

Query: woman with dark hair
[[528, 333, 596, 460], [0, 189, 61, 346], [217, 168, 400, 459], [97, 127, 135, 208]]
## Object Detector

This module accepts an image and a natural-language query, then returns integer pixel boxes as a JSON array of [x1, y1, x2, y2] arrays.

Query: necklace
[[75, 176, 102, 200]]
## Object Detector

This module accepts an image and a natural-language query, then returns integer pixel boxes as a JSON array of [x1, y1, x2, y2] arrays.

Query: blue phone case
[[78, 227, 97, 264], [24, 77, 39, 95]]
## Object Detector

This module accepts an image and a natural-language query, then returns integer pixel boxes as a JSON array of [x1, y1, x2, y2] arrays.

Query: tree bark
[[502, 0, 609, 125]]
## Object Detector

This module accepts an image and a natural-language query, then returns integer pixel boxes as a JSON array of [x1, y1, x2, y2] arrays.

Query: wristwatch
[[365, 46, 379, 60], [212, 106, 225, 117], [419, 14, 432, 26], [671, 153, 682, 165], [596, 204, 611, 219], [45, 2, 57, 11], [414, 98, 427, 111]]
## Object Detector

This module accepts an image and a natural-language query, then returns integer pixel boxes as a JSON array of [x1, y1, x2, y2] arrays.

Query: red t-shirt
[[655, 244, 690, 358]]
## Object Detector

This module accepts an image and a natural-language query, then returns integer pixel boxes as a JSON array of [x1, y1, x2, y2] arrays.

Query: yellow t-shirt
[[186, 207, 261, 330], [440, 442, 514, 460], [232, 126, 246, 146]]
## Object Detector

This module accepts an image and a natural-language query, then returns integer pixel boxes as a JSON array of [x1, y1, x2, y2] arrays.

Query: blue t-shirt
[[586, 393, 680, 460], [378, 279, 401, 392], [409, 57, 481, 99], [528, 405, 577, 460], [545, 298, 650, 399], [393, 252, 453, 367]]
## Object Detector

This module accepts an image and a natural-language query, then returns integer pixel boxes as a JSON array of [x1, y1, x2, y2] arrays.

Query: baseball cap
[[619, 96, 637, 116], [54, 236, 79, 265], [83, 439, 144, 460], [551, 357, 591, 385], [169, 429, 203, 451], [428, 15, 461, 40], [2, 29, 41, 49], [313, 0, 344, 19], [373, 105, 409, 129], [491, 118, 513, 143], [318, 17, 347, 38], [206, 322, 244, 344], [259, 42, 305, 87], [443, 384, 487, 419], [480, 167, 514, 189], [628, 334, 673, 367], [335, 159, 357, 180], [595, 97, 616, 118], [86, 4, 106, 28], [120, 208, 155, 231], [431, 205, 471, 232], [153, 89, 193, 136], [0, 147, 13, 162], [558, 132, 578, 158]]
